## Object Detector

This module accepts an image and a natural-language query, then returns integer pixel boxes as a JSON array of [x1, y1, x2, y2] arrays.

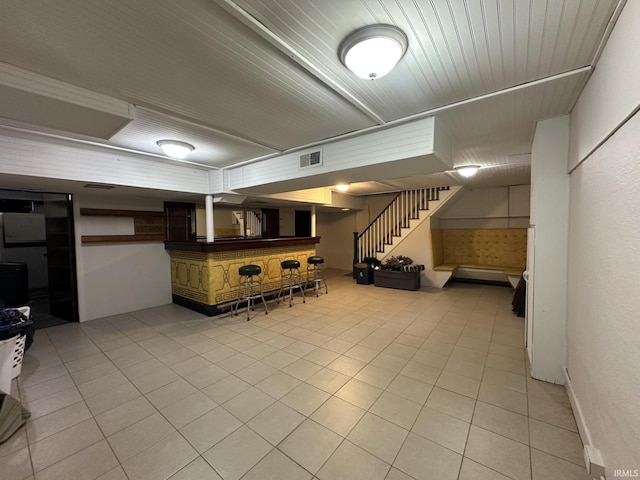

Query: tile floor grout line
[[7, 279, 588, 480]]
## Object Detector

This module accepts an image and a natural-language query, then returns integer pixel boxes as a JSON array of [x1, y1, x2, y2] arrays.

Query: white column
[[311, 205, 317, 237], [528, 115, 570, 384], [205, 194, 214, 242]]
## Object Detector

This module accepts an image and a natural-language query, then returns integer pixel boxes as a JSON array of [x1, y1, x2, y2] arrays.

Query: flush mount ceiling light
[[157, 140, 194, 159], [455, 165, 481, 177], [335, 183, 350, 192], [339, 25, 408, 80]]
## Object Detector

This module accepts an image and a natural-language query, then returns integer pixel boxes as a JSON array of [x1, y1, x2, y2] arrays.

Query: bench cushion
[[458, 264, 505, 271], [503, 267, 525, 276], [433, 263, 524, 276], [433, 264, 458, 272]]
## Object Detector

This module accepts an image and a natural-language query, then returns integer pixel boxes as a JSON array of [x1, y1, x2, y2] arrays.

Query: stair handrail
[[353, 187, 449, 268]]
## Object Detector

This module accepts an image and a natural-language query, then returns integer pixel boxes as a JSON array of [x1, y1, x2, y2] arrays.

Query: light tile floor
[[1, 270, 590, 480]]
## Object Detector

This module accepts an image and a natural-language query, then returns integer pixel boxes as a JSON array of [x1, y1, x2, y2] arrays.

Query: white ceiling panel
[[437, 70, 589, 167], [235, 0, 618, 121], [456, 164, 531, 189], [110, 107, 276, 168], [0, 0, 375, 149], [0, 0, 625, 197]]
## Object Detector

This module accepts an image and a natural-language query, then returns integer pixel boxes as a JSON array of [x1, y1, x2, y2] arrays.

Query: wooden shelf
[[80, 208, 166, 244], [82, 234, 165, 244], [80, 208, 164, 217]]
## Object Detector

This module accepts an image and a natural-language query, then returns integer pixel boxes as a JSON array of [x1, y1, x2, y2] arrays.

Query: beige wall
[[279, 207, 296, 236], [316, 211, 357, 270], [355, 193, 396, 232]]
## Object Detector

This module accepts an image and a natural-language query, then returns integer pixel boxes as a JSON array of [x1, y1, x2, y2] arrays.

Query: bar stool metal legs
[[307, 256, 328, 297], [233, 264, 268, 321], [277, 259, 305, 307]]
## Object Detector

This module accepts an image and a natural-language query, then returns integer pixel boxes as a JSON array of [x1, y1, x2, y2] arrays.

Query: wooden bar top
[[164, 236, 320, 253]]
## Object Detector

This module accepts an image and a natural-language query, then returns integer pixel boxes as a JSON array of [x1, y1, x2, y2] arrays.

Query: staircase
[[245, 210, 262, 237], [232, 210, 262, 237], [353, 186, 454, 263]]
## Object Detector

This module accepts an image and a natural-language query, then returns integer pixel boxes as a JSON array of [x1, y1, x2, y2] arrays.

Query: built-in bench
[[431, 228, 527, 287]]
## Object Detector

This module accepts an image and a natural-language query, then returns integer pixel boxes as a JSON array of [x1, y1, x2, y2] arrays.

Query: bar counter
[[165, 237, 320, 315]]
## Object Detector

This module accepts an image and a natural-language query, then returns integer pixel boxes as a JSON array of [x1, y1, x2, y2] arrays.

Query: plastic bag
[[0, 393, 30, 444], [0, 308, 33, 341]]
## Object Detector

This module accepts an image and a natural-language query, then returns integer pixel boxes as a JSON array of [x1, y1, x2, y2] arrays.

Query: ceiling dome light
[[339, 25, 408, 80], [157, 140, 194, 159], [335, 183, 350, 192], [455, 165, 481, 177]]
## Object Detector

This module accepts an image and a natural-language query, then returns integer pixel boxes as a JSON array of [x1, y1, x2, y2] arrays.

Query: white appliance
[[0, 212, 48, 289], [524, 226, 535, 364]]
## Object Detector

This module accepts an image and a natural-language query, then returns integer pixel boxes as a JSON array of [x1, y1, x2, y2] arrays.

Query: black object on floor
[[512, 276, 526, 317], [0, 262, 29, 307]]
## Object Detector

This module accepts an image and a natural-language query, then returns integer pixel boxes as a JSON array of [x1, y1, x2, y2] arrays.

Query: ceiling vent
[[299, 150, 322, 168], [83, 183, 116, 189]]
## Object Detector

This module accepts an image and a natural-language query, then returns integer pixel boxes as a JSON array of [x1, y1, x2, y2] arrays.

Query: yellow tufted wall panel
[[432, 228, 527, 268], [169, 245, 316, 307], [431, 230, 444, 267]]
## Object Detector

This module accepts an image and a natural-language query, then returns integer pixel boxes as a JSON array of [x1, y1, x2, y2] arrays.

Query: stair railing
[[245, 210, 262, 237], [353, 187, 449, 267]]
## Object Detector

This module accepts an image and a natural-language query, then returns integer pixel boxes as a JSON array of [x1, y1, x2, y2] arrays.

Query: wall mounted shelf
[[80, 208, 165, 244]]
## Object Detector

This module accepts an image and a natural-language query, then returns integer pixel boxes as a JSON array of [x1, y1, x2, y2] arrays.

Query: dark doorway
[[262, 208, 280, 238], [165, 202, 196, 242], [0, 189, 79, 328], [295, 210, 311, 237], [43, 194, 79, 322]]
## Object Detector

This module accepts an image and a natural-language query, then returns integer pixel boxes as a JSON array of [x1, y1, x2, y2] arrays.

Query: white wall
[[438, 186, 530, 228], [0, 129, 209, 195], [74, 194, 172, 321], [569, 1, 640, 170], [566, 1, 640, 473], [568, 111, 640, 476], [380, 216, 445, 288]]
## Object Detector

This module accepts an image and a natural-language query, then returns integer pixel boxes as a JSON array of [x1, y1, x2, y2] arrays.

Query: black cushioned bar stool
[[233, 264, 268, 321], [277, 259, 306, 307], [306, 256, 328, 297]]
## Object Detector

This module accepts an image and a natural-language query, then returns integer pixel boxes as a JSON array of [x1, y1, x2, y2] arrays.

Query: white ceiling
[[0, 0, 625, 198]]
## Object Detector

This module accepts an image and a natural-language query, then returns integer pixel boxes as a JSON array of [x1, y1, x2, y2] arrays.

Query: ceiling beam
[[213, 0, 387, 125]]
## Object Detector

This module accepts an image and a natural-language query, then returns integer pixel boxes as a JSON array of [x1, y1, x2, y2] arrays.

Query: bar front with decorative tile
[[165, 237, 319, 316]]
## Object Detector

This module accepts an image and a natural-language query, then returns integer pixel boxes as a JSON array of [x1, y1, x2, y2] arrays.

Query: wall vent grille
[[299, 151, 322, 168]]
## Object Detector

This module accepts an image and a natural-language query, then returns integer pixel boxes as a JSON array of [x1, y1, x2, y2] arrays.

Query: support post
[[353, 231, 359, 278], [205, 194, 214, 242]]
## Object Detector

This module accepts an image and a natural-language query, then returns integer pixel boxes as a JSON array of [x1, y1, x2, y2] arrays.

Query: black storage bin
[[373, 269, 421, 291], [354, 264, 373, 285], [0, 263, 29, 308]]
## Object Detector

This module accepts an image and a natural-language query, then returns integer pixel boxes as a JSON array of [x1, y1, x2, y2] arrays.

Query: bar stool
[[277, 259, 306, 307], [306, 256, 328, 297], [233, 264, 268, 321]]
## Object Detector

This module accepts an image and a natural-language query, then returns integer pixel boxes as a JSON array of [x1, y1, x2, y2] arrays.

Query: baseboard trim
[[564, 367, 594, 471]]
